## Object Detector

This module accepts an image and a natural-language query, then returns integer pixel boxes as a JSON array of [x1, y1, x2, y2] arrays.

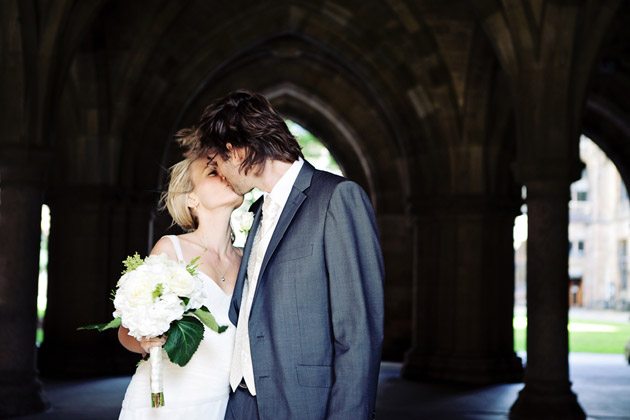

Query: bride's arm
[[118, 326, 142, 353], [117, 236, 178, 354], [118, 328, 166, 355]]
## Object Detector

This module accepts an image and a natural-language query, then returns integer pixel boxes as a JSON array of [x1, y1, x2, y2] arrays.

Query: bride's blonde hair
[[160, 128, 201, 231], [161, 128, 236, 240], [161, 158, 197, 231]]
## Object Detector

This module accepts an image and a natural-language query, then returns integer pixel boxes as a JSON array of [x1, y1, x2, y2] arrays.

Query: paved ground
[[9, 353, 630, 420], [569, 306, 630, 323], [11, 307, 630, 420]]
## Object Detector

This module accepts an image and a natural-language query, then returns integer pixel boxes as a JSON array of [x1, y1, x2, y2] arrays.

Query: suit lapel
[[251, 162, 315, 306], [258, 190, 306, 279], [231, 198, 263, 317]]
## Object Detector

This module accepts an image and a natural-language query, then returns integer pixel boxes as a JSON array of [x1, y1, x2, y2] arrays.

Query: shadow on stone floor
[[10, 354, 630, 420]]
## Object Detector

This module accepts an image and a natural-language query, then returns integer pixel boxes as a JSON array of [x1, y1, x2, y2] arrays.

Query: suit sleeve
[[324, 181, 384, 420]]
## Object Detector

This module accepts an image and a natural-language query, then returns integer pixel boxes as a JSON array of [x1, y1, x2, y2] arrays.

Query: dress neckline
[[197, 270, 233, 299], [165, 235, 233, 298]]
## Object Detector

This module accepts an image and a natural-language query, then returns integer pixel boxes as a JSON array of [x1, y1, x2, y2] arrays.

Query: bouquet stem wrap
[[150, 346, 164, 407]]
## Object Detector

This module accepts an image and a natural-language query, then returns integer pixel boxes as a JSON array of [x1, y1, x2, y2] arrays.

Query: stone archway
[[583, 99, 630, 199], [581, 0, 630, 189], [38, 0, 523, 382], [8, 3, 629, 419], [35, 1, 424, 384], [150, 69, 415, 360], [266, 84, 375, 198]]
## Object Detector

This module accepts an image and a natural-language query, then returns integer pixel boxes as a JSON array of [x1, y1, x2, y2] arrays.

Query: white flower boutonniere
[[237, 211, 254, 234]]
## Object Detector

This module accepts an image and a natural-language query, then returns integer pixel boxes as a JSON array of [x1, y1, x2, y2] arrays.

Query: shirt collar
[[266, 158, 304, 209]]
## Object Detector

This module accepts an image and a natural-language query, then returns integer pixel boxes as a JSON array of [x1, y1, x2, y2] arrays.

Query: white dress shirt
[[229, 158, 304, 395]]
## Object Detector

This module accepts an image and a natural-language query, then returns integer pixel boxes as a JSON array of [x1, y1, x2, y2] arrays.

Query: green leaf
[[163, 316, 204, 367], [192, 306, 228, 333], [77, 317, 122, 332]]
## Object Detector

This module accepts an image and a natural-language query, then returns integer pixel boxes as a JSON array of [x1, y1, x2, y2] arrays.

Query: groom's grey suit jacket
[[228, 161, 384, 420]]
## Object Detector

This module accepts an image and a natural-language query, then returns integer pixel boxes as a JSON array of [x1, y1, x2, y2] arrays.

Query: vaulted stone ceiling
[[39, 0, 522, 210], [5, 1, 628, 190]]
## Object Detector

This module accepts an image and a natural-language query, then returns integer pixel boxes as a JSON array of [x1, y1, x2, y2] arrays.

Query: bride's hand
[[139, 336, 166, 354]]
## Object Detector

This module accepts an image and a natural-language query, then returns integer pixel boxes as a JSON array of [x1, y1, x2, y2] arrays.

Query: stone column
[[0, 146, 49, 417], [403, 196, 523, 384], [38, 188, 153, 377], [378, 213, 414, 361], [510, 180, 585, 420]]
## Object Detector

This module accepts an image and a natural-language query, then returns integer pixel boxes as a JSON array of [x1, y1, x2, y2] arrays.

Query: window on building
[[577, 241, 585, 255], [577, 191, 588, 201]]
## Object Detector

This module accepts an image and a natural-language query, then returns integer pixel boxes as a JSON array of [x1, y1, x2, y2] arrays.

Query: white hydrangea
[[112, 253, 206, 339]]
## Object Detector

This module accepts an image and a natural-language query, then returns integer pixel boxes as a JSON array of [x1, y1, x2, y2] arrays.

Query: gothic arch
[[120, 30, 412, 215], [583, 98, 630, 188], [74, 0, 454, 200], [582, 0, 630, 191]]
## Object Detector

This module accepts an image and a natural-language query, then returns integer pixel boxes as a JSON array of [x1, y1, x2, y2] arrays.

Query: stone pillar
[[378, 213, 414, 361], [0, 146, 49, 417], [38, 188, 154, 377], [403, 196, 523, 384], [510, 180, 585, 420]]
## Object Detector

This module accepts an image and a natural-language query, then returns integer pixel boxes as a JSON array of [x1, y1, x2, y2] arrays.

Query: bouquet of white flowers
[[79, 252, 226, 407]]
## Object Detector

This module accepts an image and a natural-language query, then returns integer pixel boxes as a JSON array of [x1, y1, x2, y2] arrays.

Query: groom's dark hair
[[196, 90, 303, 175]]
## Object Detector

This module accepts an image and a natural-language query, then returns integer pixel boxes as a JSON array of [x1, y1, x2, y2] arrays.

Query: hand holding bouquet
[[79, 252, 226, 407]]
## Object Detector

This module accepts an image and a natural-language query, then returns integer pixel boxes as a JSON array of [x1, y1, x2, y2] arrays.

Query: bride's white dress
[[119, 235, 235, 420]]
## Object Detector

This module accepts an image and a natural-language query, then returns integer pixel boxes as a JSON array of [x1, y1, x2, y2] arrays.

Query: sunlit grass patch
[[513, 315, 630, 354]]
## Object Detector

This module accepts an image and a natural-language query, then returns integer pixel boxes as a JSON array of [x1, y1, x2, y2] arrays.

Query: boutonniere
[[236, 211, 254, 234]]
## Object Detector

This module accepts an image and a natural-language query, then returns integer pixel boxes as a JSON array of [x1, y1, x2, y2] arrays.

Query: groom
[[197, 90, 384, 420]]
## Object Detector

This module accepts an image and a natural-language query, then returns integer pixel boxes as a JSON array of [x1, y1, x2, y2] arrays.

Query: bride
[[117, 138, 243, 419]]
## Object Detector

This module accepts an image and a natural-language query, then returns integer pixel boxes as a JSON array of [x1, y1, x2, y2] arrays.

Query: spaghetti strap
[[165, 235, 185, 263]]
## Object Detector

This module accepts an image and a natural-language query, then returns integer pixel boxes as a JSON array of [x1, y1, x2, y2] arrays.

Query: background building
[[515, 136, 630, 310], [570, 136, 630, 309]]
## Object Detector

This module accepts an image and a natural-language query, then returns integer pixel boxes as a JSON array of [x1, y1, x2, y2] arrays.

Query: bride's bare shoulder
[[150, 236, 177, 260]]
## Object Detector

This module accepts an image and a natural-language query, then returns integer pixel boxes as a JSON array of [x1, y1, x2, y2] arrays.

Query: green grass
[[36, 327, 44, 346], [514, 316, 630, 354]]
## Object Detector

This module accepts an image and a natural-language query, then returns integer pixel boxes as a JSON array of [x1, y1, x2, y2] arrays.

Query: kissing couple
[[117, 90, 384, 420]]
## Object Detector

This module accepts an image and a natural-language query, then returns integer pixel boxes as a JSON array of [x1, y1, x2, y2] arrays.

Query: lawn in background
[[514, 315, 630, 354]]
